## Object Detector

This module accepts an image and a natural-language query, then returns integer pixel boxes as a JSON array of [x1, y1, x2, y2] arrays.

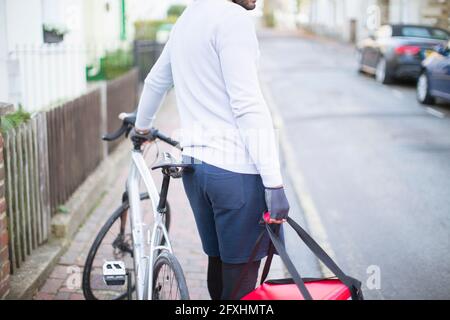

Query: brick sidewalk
[[34, 91, 284, 300]]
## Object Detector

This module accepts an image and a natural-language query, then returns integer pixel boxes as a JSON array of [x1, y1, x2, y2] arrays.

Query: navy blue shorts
[[182, 156, 279, 264]]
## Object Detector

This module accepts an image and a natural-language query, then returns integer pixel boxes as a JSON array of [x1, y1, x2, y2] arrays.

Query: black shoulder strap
[[265, 224, 313, 300], [260, 227, 276, 285], [286, 217, 364, 300]]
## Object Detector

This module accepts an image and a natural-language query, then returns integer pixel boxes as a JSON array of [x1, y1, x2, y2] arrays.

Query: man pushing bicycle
[[134, 0, 290, 300]]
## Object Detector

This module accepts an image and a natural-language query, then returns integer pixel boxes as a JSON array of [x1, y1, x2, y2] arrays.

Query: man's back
[[134, 0, 290, 301], [170, 0, 245, 127], [136, 0, 283, 187], [169, 0, 262, 173]]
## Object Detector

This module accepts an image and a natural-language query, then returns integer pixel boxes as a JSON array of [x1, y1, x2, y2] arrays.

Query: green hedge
[[0, 107, 31, 133], [264, 12, 276, 28], [134, 17, 177, 41], [87, 48, 134, 82], [167, 5, 186, 18], [102, 49, 134, 80]]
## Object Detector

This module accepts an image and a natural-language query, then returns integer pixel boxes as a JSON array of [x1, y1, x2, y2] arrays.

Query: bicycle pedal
[[103, 261, 126, 286]]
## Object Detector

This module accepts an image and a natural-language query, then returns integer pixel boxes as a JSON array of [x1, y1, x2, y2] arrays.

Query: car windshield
[[398, 27, 449, 40]]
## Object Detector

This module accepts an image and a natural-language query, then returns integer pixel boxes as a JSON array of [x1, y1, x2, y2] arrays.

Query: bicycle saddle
[[151, 152, 192, 171]]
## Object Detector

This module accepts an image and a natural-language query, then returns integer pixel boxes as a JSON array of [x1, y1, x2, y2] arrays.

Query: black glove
[[265, 187, 290, 222], [129, 128, 155, 145]]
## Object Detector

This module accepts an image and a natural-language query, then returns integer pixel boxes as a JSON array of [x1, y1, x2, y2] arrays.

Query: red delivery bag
[[236, 215, 364, 301]]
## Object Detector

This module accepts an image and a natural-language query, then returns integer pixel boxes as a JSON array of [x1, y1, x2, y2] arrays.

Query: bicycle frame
[[127, 149, 173, 300]]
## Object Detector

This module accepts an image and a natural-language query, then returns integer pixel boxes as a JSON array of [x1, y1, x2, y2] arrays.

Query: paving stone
[[69, 293, 84, 300], [39, 279, 63, 294], [48, 265, 70, 280], [33, 292, 54, 300], [54, 291, 72, 300]]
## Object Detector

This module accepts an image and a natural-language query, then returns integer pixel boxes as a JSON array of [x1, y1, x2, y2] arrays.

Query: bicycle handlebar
[[102, 113, 182, 150], [149, 128, 182, 149], [102, 125, 129, 142]]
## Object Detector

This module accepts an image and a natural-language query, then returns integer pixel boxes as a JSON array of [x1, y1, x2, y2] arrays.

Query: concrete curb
[[7, 140, 130, 299]]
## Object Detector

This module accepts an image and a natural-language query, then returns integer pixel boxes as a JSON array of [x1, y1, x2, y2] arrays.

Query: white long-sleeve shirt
[[136, 0, 283, 188]]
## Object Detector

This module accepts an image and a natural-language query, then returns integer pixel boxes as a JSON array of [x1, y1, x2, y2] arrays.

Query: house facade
[[0, 0, 89, 112], [295, 0, 449, 43]]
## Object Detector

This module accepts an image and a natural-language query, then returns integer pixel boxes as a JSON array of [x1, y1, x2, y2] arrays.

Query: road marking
[[261, 80, 336, 278], [425, 107, 446, 119]]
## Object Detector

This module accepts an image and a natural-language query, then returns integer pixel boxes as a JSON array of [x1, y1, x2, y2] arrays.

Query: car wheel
[[375, 57, 393, 84], [417, 72, 435, 105]]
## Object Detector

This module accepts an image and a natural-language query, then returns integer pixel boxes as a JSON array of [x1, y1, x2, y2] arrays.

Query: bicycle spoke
[[152, 252, 187, 300], [169, 266, 175, 299]]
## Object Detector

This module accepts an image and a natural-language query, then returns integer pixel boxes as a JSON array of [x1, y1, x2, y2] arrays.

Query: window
[[399, 27, 449, 40], [430, 29, 449, 41]]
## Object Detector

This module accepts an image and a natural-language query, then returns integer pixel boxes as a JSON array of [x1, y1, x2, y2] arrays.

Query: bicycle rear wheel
[[82, 193, 170, 300], [152, 251, 190, 300]]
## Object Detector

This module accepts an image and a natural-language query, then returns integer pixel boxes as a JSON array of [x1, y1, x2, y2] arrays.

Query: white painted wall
[[3, 0, 87, 112], [389, 0, 422, 25], [300, 0, 383, 42], [300, 0, 445, 44], [4, 0, 44, 108], [83, 0, 121, 45], [6, 0, 43, 49], [0, 0, 9, 103]]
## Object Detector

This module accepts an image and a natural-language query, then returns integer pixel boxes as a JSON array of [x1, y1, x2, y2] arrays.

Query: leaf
[[57, 206, 70, 214]]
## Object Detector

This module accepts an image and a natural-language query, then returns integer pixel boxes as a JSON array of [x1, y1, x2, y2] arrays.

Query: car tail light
[[395, 45, 421, 56]]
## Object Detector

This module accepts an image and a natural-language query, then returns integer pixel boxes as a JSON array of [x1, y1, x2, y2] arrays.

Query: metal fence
[[3, 113, 51, 272], [8, 42, 133, 113], [106, 68, 139, 153], [46, 89, 103, 216], [133, 40, 165, 82], [9, 44, 88, 113]]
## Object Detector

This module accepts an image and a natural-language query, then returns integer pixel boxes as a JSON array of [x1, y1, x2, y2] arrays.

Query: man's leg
[[201, 163, 270, 300], [221, 260, 261, 300], [207, 256, 223, 300]]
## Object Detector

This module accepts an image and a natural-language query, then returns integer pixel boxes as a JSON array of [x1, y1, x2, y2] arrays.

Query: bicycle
[[82, 112, 190, 300]]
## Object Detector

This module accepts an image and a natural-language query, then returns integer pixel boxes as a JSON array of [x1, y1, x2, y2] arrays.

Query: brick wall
[[0, 132, 10, 299], [0, 103, 12, 299]]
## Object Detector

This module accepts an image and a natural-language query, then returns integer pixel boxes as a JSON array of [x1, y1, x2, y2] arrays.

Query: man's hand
[[265, 187, 290, 224], [129, 128, 154, 145]]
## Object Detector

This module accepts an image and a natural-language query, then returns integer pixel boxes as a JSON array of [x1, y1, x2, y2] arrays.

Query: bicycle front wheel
[[82, 193, 171, 300], [152, 251, 190, 300]]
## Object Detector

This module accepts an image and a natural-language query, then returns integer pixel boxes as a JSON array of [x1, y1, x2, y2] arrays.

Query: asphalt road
[[259, 31, 450, 300]]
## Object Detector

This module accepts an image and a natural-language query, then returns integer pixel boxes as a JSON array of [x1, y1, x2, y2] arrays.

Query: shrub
[[0, 106, 31, 133], [264, 12, 276, 28], [86, 48, 134, 82], [102, 49, 134, 80], [167, 5, 186, 18], [134, 17, 177, 41]]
